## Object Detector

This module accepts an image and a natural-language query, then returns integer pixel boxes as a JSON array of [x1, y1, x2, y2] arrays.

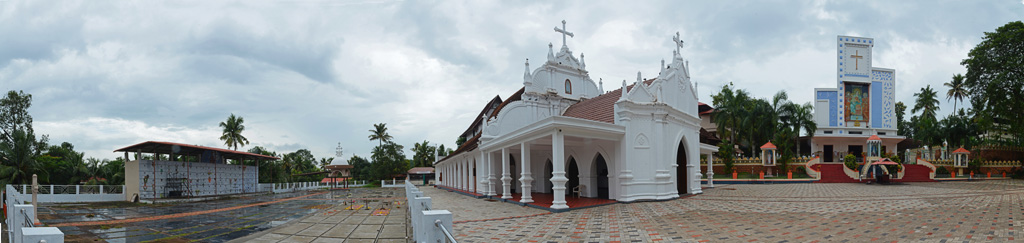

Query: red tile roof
[[867, 135, 881, 141], [952, 147, 970, 154], [760, 142, 777, 149], [408, 167, 435, 174], [489, 88, 525, 119]]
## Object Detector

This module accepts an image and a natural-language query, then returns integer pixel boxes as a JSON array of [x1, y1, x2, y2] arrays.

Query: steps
[[894, 164, 935, 182], [813, 164, 861, 183]]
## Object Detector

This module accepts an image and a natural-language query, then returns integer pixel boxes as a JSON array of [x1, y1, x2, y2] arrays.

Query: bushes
[[935, 166, 949, 176], [844, 154, 859, 170]]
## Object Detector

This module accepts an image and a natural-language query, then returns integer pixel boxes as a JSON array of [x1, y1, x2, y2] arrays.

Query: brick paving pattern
[[425, 180, 1024, 242]]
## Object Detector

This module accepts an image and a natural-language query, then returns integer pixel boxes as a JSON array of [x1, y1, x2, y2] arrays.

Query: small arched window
[[565, 79, 572, 94]]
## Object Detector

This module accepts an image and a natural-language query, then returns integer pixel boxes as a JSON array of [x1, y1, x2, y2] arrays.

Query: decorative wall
[[136, 160, 257, 199]]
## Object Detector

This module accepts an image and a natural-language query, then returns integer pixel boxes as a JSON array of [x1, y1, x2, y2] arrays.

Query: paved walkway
[[424, 180, 1024, 242]]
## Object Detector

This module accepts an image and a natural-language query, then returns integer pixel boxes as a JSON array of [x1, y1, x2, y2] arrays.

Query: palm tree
[[319, 157, 333, 171], [789, 102, 817, 156], [0, 129, 45, 184], [368, 123, 393, 147], [944, 74, 968, 112], [912, 85, 941, 122], [219, 114, 250, 151]]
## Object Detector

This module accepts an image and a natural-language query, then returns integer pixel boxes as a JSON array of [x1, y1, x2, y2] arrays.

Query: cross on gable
[[554, 20, 574, 47], [673, 32, 684, 54], [850, 50, 864, 70]]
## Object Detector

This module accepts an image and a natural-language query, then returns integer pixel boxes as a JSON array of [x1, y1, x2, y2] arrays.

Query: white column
[[501, 147, 512, 199], [477, 152, 486, 194], [550, 130, 569, 209], [706, 152, 715, 188], [484, 151, 495, 196], [519, 141, 534, 203], [464, 160, 470, 190]]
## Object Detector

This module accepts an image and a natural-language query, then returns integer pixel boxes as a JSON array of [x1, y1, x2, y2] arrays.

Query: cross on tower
[[554, 20, 574, 47], [335, 142, 343, 157], [850, 50, 864, 70], [673, 32, 684, 54]]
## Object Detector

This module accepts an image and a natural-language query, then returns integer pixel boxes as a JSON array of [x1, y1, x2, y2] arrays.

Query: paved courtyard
[[35, 187, 408, 243], [422, 180, 1024, 242]]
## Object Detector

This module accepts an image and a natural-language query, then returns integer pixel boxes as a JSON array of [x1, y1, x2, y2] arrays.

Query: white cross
[[673, 32, 684, 54], [335, 142, 343, 157], [554, 20, 574, 47]]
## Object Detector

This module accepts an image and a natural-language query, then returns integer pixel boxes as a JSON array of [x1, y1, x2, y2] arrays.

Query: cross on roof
[[554, 20, 574, 47], [673, 32, 684, 54], [335, 142, 343, 157]]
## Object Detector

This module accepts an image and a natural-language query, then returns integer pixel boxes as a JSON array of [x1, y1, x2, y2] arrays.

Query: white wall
[[133, 160, 258, 199]]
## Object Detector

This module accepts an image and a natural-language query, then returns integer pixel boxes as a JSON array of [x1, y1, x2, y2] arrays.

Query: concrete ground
[[35, 187, 408, 243], [423, 180, 1024, 242]]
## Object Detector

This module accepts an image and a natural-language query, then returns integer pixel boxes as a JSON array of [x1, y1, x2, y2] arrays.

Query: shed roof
[[114, 141, 280, 160]]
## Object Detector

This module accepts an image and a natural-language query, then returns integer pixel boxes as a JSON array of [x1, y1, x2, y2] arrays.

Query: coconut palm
[[0, 129, 45, 184], [944, 74, 968, 112], [368, 123, 393, 147], [219, 114, 250, 151], [789, 102, 817, 156], [912, 85, 941, 122]]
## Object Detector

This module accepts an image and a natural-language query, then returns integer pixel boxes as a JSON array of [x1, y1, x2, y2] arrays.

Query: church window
[[565, 79, 572, 94]]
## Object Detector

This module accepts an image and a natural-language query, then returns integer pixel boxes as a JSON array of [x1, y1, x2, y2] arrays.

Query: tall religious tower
[[810, 36, 902, 163]]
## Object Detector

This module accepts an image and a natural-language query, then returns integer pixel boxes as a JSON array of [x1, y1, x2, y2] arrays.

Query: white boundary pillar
[[501, 147, 512, 199]]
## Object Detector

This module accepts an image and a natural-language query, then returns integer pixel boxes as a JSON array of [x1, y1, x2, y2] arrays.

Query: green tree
[[944, 74, 968, 113], [788, 102, 816, 156], [962, 21, 1024, 146], [101, 158, 125, 185], [0, 129, 45, 185], [371, 142, 408, 180], [0, 90, 33, 145], [455, 136, 467, 147], [219, 114, 250, 151], [896, 102, 909, 136], [411, 140, 436, 167], [319, 157, 333, 171], [913, 85, 941, 123], [368, 123, 393, 147], [437, 144, 448, 157], [348, 155, 372, 180]]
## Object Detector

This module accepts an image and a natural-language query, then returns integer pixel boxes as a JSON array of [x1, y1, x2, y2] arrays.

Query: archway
[[677, 141, 688, 195], [594, 154, 609, 199], [544, 160, 553, 193], [567, 157, 579, 196]]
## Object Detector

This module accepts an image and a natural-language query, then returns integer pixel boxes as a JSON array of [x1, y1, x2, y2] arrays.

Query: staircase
[[812, 164, 861, 183], [893, 164, 935, 182]]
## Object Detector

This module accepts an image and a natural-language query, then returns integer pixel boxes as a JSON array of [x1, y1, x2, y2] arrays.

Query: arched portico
[[676, 140, 688, 195], [593, 153, 609, 199]]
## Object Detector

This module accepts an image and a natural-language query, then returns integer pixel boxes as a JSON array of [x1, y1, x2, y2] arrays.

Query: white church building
[[434, 21, 717, 210]]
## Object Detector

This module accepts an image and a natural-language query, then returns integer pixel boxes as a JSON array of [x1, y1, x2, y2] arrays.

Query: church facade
[[811, 36, 904, 162], [434, 21, 715, 210]]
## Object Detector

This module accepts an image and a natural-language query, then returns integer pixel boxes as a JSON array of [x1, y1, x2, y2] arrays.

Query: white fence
[[5, 184, 64, 243], [405, 180, 455, 242], [258, 180, 369, 193], [8, 184, 125, 203]]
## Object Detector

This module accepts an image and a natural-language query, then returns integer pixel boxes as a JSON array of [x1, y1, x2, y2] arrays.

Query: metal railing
[[436, 219, 457, 243], [21, 208, 34, 228]]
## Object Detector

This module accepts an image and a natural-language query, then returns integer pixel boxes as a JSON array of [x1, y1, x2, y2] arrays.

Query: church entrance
[[509, 154, 517, 193], [824, 145, 834, 162], [677, 141, 688, 195], [594, 154, 609, 199], [567, 157, 579, 196], [849, 145, 863, 162]]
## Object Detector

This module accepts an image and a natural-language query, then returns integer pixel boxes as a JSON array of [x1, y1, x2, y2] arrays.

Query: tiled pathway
[[425, 180, 1024, 242]]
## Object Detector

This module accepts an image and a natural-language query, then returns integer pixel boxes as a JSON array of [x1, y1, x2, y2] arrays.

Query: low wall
[[7, 184, 124, 203], [699, 164, 808, 175]]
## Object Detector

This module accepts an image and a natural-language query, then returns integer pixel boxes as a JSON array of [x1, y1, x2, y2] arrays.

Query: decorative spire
[[673, 31, 684, 54], [547, 43, 555, 62], [620, 80, 627, 101], [523, 58, 532, 84], [335, 142, 343, 157], [554, 20, 574, 48], [661, 59, 666, 71], [599, 78, 604, 93], [636, 71, 642, 84], [580, 53, 585, 69]]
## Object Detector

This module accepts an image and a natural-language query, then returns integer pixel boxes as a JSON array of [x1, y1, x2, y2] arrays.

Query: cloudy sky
[[1, 0, 1021, 162]]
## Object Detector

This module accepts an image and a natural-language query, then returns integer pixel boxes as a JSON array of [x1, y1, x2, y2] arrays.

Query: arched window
[[565, 79, 572, 94]]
